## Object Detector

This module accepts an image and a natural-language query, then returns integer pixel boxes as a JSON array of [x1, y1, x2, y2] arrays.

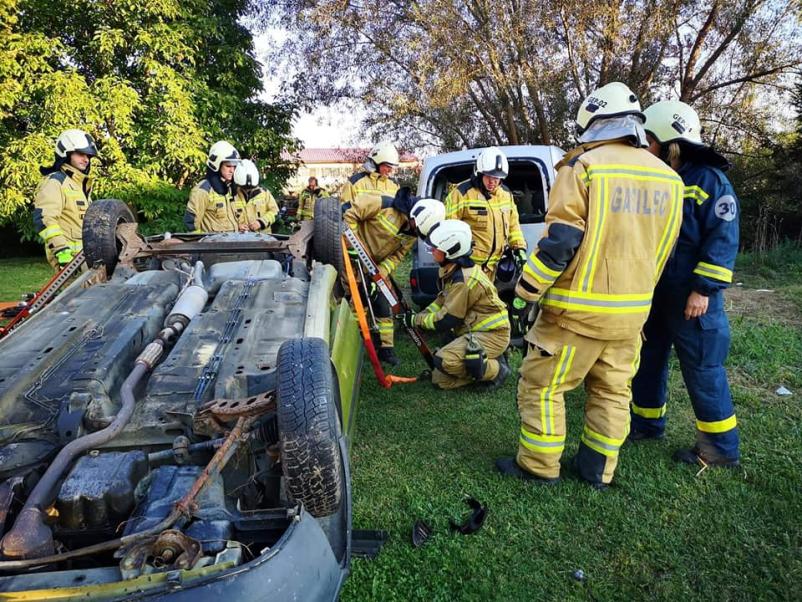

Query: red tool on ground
[[0, 251, 85, 340], [340, 237, 416, 388]]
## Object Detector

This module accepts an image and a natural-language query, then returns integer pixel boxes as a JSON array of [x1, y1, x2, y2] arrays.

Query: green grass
[[0, 257, 51, 301], [342, 249, 802, 601], [0, 254, 799, 600]]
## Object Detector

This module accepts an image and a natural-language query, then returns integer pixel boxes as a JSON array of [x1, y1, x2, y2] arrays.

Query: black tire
[[82, 199, 136, 275], [276, 337, 344, 518], [312, 197, 344, 273]]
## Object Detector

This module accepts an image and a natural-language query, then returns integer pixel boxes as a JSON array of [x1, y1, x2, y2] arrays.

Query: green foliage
[[0, 0, 298, 240]]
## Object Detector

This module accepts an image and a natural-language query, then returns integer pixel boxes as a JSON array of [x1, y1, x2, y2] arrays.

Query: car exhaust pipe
[[0, 274, 208, 560]]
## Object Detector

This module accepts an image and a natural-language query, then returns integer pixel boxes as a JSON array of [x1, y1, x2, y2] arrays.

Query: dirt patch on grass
[[725, 286, 801, 325]]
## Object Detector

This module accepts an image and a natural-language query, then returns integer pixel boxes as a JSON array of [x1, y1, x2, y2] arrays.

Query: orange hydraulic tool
[[340, 237, 416, 388]]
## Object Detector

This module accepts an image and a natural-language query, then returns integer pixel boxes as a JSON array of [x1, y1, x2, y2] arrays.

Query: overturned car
[[0, 200, 361, 600]]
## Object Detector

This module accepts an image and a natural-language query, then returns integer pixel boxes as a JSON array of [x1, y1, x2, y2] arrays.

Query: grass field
[[0, 249, 799, 601]]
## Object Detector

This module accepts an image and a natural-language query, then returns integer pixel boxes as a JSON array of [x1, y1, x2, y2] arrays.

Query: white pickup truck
[[409, 145, 565, 309]]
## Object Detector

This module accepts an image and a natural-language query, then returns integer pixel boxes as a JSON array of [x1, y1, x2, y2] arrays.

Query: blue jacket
[[657, 161, 739, 296]]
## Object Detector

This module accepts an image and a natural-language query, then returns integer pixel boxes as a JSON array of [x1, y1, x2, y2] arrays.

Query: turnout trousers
[[516, 317, 642, 484], [432, 329, 510, 390], [631, 289, 739, 461]]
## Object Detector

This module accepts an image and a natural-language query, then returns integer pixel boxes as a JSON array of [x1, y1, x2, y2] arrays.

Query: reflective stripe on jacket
[[342, 192, 414, 277], [339, 171, 399, 204], [298, 187, 326, 220], [445, 177, 525, 271], [516, 140, 683, 340], [658, 162, 739, 295], [416, 263, 510, 335], [33, 165, 93, 257], [238, 187, 279, 232], [186, 179, 239, 232]]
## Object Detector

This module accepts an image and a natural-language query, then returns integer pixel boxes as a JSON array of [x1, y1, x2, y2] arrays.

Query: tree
[[259, 0, 801, 152], [0, 0, 298, 238]]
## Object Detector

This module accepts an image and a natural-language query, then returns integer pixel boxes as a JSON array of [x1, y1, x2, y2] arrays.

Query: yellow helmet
[[643, 100, 703, 146], [576, 82, 644, 133]]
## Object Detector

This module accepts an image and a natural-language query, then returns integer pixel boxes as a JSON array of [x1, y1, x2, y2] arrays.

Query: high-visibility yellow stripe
[[586, 164, 683, 181], [540, 344, 575, 435], [694, 262, 733, 283], [696, 415, 737, 434], [508, 230, 525, 245], [379, 258, 397, 274], [377, 322, 394, 332], [519, 427, 565, 454], [422, 312, 436, 330], [471, 310, 510, 332], [631, 402, 666, 419], [542, 287, 652, 314], [578, 174, 605, 292], [580, 425, 624, 457], [584, 175, 609, 292], [655, 182, 683, 277], [524, 253, 561, 285], [38, 225, 64, 241], [376, 213, 400, 236], [684, 185, 710, 204], [426, 302, 441, 314]]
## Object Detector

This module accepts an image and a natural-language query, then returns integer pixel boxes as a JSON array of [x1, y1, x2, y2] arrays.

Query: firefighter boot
[[495, 457, 559, 485], [378, 346, 400, 367]]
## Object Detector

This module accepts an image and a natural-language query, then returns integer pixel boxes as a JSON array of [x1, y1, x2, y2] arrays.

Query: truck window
[[430, 159, 547, 224]]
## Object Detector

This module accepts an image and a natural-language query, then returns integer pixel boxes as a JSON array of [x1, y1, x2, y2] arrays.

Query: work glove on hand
[[55, 248, 74, 266], [514, 248, 528, 269], [512, 297, 527, 311], [396, 310, 416, 329]]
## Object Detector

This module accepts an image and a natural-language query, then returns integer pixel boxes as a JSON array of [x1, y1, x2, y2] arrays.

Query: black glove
[[396, 310, 416, 329]]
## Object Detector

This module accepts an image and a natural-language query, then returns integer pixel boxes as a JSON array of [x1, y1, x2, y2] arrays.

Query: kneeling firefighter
[[233, 160, 279, 233], [343, 187, 428, 367], [398, 220, 511, 390], [629, 100, 740, 467], [496, 82, 683, 488], [184, 141, 241, 232], [34, 129, 99, 270]]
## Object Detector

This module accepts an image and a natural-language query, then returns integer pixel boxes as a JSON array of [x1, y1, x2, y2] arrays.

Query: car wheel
[[277, 337, 344, 518], [82, 199, 136, 275], [312, 197, 344, 273]]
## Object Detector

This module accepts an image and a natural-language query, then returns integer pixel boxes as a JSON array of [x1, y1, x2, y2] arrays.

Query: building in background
[[283, 148, 419, 198]]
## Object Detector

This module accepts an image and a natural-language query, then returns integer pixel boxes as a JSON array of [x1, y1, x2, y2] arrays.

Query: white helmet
[[207, 140, 241, 171], [55, 129, 98, 158], [410, 198, 445, 236], [234, 159, 260, 187], [643, 100, 703, 146], [428, 219, 472, 260], [576, 82, 644, 133], [475, 146, 508, 179], [368, 141, 400, 167]]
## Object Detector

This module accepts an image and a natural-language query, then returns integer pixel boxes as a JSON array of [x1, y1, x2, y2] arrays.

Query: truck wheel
[[277, 337, 344, 518], [312, 197, 344, 273], [82, 199, 136, 275]]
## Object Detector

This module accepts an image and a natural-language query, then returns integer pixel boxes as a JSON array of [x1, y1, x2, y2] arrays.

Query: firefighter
[[297, 176, 326, 221], [233, 160, 279, 233], [34, 129, 98, 270], [398, 220, 511, 390], [339, 142, 400, 204], [495, 82, 684, 488], [342, 187, 418, 366], [629, 101, 740, 467], [444, 146, 527, 280], [184, 141, 241, 232]]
